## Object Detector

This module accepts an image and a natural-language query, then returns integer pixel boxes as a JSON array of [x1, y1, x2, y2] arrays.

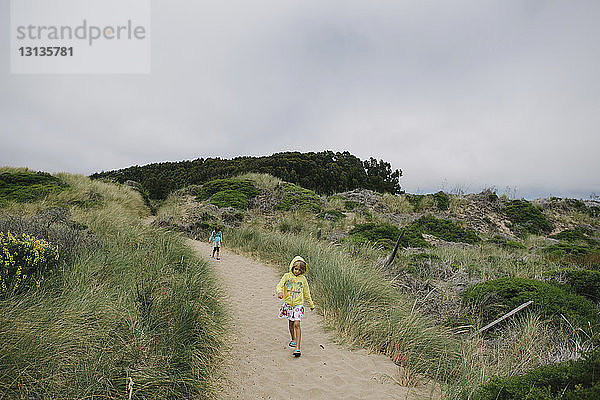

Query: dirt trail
[[188, 240, 437, 400]]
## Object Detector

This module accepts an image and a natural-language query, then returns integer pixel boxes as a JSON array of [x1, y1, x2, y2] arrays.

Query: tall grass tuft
[[0, 172, 227, 399]]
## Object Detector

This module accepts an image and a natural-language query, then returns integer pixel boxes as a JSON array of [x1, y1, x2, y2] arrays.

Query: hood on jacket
[[288, 255, 307, 275]]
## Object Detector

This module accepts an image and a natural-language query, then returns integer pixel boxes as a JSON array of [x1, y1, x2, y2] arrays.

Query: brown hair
[[293, 260, 307, 275]]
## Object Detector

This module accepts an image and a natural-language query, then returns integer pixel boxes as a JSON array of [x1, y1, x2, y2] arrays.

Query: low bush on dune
[[0, 170, 67, 204], [544, 269, 600, 302], [317, 209, 346, 222], [550, 227, 599, 247], [193, 178, 259, 210], [414, 215, 481, 244], [344, 199, 359, 210], [275, 182, 322, 212], [474, 350, 600, 400], [347, 215, 480, 250], [347, 222, 428, 249], [504, 199, 553, 236], [461, 277, 600, 331], [432, 191, 450, 211], [486, 236, 526, 250], [0, 207, 99, 263], [543, 242, 598, 256]]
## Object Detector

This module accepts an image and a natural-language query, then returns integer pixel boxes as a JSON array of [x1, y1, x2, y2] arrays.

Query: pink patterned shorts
[[278, 303, 305, 321]]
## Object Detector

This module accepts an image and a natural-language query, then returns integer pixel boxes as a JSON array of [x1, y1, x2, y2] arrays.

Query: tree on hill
[[90, 151, 403, 200]]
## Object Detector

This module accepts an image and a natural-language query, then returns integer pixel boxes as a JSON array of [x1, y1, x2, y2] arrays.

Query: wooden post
[[476, 300, 534, 335], [384, 229, 405, 268]]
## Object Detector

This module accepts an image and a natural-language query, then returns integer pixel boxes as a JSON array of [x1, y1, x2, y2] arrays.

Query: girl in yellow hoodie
[[276, 256, 315, 357]]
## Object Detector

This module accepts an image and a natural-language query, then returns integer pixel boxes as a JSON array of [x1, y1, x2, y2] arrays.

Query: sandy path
[[188, 240, 437, 400]]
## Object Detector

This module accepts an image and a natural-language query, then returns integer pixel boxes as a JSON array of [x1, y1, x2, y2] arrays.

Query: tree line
[[90, 151, 402, 200]]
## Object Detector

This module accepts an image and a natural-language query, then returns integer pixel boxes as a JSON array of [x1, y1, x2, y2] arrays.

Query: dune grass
[[153, 173, 599, 398], [224, 224, 460, 381], [0, 172, 227, 399], [225, 214, 596, 399]]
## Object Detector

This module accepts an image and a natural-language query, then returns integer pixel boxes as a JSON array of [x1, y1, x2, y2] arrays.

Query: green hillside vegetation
[[6, 166, 600, 399], [545, 269, 600, 302], [474, 350, 600, 400], [461, 277, 600, 331], [90, 150, 402, 199], [486, 236, 526, 250], [550, 227, 600, 248], [504, 199, 553, 236], [0, 170, 66, 205], [192, 178, 260, 210], [348, 222, 411, 249], [154, 173, 600, 399], [276, 182, 322, 212], [0, 170, 227, 399], [414, 215, 481, 244], [346, 216, 480, 251]]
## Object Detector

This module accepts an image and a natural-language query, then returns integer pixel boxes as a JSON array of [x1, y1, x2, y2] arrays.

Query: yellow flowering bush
[[0, 232, 59, 296]]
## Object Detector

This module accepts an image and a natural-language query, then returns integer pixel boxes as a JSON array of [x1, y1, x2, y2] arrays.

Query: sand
[[188, 240, 438, 400]]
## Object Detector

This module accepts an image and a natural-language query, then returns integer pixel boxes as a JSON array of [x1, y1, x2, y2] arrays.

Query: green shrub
[[486, 236, 526, 250], [567, 253, 600, 270], [550, 228, 599, 248], [344, 200, 358, 210], [348, 222, 430, 249], [401, 224, 432, 248], [488, 192, 499, 202], [275, 182, 321, 212], [432, 191, 450, 210], [413, 215, 481, 244], [349, 223, 403, 250], [209, 189, 250, 209], [348, 216, 480, 250], [317, 210, 346, 222], [0, 232, 59, 296], [193, 178, 259, 210], [461, 277, 600, 330], [504, 200, 553, 236], [543, 243, 597, 256], [545, 269, 600, 302], [474, 350, 600, 400], [565, 198, 600, 218], [406, 194, 425, 211], [0, 172, 66, 204], [195, 178, 259, 199]]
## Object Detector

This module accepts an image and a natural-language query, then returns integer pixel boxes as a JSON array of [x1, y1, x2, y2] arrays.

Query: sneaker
[[216, 257, 221, 261]]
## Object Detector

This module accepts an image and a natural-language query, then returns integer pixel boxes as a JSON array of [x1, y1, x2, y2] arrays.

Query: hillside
[[3, 168, 600, 399], [155, 173, 600, 399], [0, 169, 227, 399]]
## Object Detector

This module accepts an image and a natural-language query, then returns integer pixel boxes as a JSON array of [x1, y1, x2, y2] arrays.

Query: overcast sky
[[2, 0, 599, 199]]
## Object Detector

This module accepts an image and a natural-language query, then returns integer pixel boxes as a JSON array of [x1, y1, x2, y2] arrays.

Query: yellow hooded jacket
[[276, 256, 315, 308]]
